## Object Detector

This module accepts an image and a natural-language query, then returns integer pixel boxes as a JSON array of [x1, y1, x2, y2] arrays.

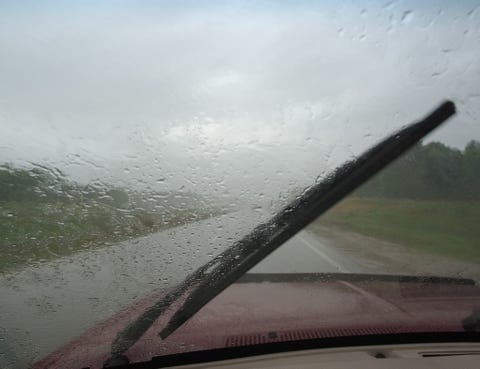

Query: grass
[[4, 195, 478, 272], [0, 200, 219, 273], [317, 197, 480, 263]]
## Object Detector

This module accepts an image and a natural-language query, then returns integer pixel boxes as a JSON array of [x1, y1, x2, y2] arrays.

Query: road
[[0, 219, 361, 369], [251, 230, 358, 274]]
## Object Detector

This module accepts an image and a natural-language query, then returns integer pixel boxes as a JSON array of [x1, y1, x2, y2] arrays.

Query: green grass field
[[0, 201, 218, 272], [317, 197, 480, 263]]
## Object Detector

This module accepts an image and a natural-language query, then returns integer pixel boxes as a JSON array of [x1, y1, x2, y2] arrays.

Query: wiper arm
[[105, 256, 224, 367], [105, 101, 455, 367]]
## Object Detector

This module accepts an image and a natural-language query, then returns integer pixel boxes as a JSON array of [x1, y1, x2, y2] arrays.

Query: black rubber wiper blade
[[159, 101, 456, 339], [105, 101, 455, 367]]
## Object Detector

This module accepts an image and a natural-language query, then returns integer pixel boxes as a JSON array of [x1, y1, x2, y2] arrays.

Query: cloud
[[0, 1, 479, 199]]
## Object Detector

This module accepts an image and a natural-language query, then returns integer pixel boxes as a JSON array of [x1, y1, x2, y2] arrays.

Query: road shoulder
[[307, 222, 480, 281]]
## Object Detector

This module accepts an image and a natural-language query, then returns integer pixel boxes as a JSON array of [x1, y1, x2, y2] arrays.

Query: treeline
[[0, 164, 212, 213], [356, 140, 480, 200], [0, 164, 130, 207]]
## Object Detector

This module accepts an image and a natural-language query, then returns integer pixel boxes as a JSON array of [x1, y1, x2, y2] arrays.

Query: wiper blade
[[159, 101, 455, 338], [105, 101, 455, 366]]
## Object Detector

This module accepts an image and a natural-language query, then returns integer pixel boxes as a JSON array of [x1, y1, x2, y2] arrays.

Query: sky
[[0, 0, 479, 203]]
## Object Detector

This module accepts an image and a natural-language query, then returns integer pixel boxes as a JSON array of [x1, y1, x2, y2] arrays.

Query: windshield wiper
[[105, 100, 455, 367]]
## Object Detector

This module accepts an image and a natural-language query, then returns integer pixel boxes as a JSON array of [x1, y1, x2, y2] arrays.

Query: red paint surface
[[33, 275, 480, 369]]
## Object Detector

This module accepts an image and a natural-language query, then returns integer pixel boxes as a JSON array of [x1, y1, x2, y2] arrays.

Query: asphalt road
[[252, 230, 361, 274], [0, 213, 437, 369]]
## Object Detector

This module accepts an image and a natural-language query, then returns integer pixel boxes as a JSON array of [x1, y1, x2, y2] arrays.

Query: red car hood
[[34, 273, 480, 369]]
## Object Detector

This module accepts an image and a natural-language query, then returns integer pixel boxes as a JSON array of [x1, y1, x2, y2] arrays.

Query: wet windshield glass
[[1, 1, 479, 368]]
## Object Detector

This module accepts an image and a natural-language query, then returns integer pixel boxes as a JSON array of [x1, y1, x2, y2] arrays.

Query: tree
[[463, 140, 480, 199], [356, 140, 480, 200]]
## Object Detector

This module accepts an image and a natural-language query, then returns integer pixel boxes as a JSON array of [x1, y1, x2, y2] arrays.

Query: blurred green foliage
[[319, 197, 480, 263], [319, 140, 480, 264], [0, 165, 220, 272], [356, 140, 480, 199]]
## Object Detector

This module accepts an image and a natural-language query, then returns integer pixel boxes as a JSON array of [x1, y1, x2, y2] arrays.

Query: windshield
[[1, 1, 479, 369]]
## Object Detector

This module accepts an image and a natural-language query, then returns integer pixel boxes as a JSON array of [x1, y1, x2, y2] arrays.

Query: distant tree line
[[356, 140, 480, 200], [0, 164, 213, 212], [0, 165, 130, 207]]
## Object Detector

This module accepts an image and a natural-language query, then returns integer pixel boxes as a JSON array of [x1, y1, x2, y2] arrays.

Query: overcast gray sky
[[1, 0, 479, 202]]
